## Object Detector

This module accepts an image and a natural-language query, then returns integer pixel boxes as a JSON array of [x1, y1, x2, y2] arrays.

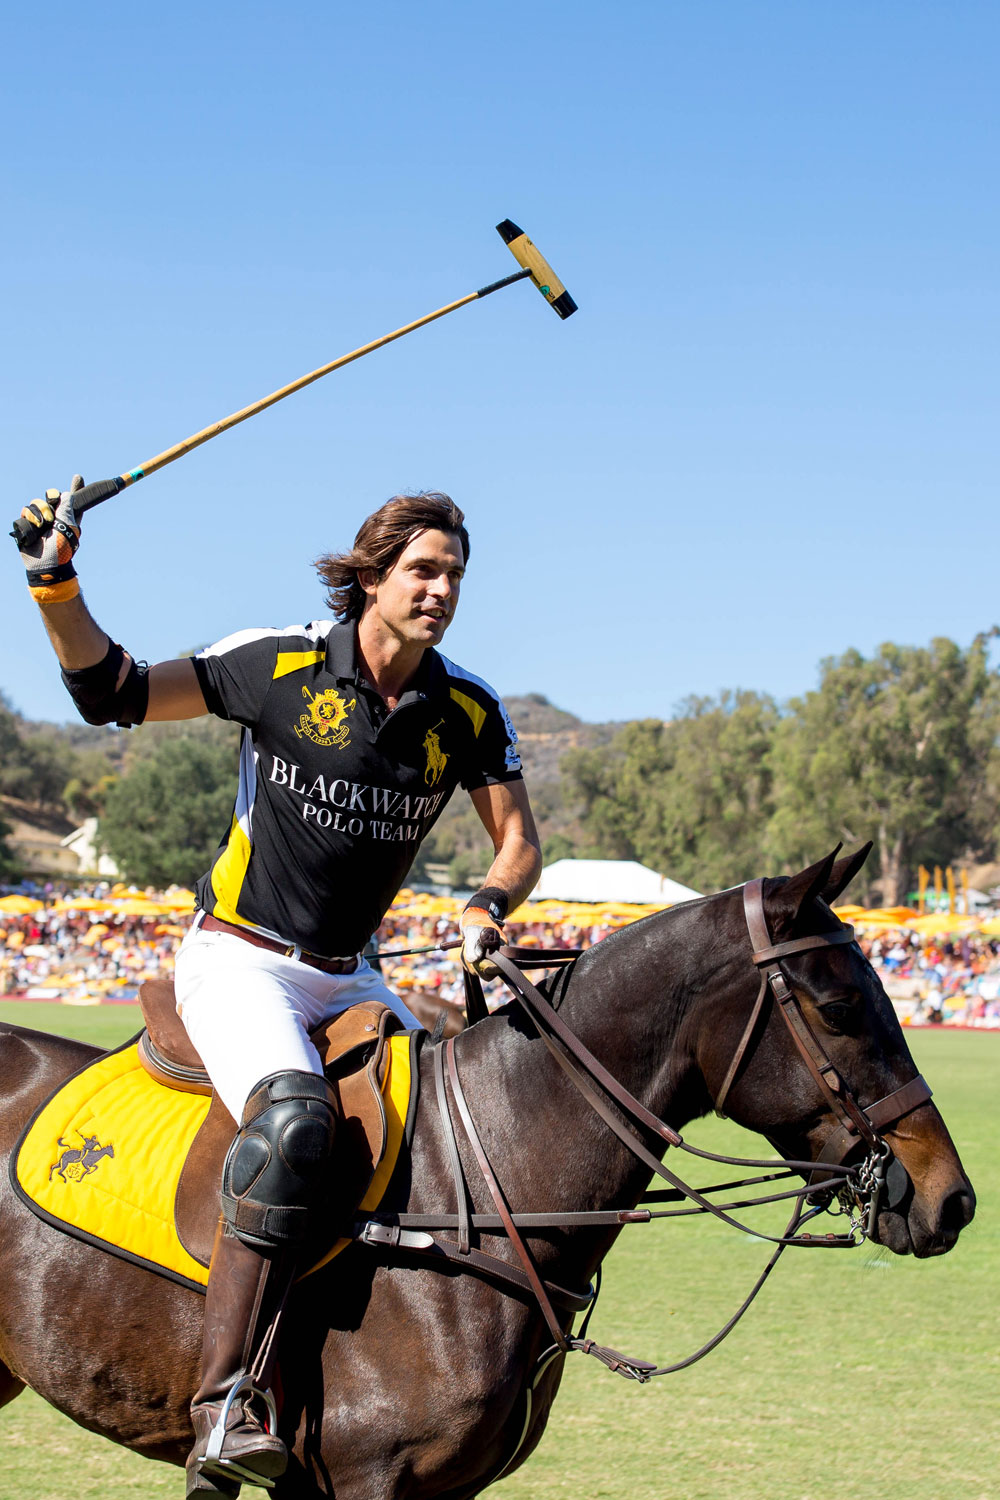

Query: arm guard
[[61, 639, 150, 728]]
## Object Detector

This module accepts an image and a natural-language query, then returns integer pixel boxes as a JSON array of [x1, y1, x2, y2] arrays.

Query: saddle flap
[[174, 1001, 405, 1267]]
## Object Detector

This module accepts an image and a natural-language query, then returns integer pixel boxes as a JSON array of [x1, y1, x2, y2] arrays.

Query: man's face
[[363, 528, 465, 647]]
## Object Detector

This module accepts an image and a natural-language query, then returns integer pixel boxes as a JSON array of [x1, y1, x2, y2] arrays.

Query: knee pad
[[221, 1070, 338, 1251]]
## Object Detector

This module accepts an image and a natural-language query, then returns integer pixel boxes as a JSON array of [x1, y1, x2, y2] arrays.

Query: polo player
[[17, 482, 542, 1493]]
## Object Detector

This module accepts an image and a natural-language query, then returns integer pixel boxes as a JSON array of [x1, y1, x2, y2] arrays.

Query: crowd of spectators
[[862, 930, 1000, 1027], [2, 887, 1000, 1028]]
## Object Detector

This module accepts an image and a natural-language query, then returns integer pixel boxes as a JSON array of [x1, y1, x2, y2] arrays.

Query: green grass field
[[0, 1003, 995, 1500]]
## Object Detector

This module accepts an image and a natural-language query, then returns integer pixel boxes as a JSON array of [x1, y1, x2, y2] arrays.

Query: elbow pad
[[61, 640, 149, 728]]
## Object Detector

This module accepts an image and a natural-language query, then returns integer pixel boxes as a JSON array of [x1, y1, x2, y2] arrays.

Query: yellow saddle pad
[[12, 1032, 415, 1292]]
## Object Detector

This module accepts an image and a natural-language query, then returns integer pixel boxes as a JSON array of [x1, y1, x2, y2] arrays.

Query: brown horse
[[0, 849, 975, 1497]]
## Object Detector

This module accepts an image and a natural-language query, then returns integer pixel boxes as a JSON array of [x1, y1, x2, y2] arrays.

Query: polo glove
[[18, 475, 84, 602], [460, 887, 509, 979]]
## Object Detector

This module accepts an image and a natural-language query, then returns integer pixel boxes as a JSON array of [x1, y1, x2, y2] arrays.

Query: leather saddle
[[137, 978, 405, 1269]]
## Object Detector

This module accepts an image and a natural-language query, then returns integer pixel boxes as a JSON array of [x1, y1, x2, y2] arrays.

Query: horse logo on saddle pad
[[49, 1131, 115, 1184], [12, 983, 417, 1292]]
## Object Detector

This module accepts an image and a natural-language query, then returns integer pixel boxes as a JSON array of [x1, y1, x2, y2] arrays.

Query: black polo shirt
[[191, 618, 523, 957]]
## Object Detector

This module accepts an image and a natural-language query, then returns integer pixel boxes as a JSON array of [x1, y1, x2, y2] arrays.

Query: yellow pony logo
[[423, 721, 449, 786]]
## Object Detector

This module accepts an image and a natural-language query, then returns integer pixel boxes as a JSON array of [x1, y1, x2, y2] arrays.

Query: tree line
[[2, 631, 998, 902], [561, 632, 1000, 904]]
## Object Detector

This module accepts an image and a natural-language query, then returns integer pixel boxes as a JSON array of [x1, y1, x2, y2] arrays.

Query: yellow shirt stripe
[[449, 686, 486, 736], [273, 649, 326, 680], [209, 814, 253, 925]]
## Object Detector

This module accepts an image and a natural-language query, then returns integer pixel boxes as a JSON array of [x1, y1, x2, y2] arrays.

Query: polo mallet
[[12, 219, 576, 549]]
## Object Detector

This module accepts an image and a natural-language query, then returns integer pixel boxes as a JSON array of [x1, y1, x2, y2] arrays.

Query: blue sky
[[3, 2, 997, 729]]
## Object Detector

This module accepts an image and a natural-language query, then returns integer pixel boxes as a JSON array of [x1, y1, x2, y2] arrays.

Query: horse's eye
[[817, 998, 858, 1031]]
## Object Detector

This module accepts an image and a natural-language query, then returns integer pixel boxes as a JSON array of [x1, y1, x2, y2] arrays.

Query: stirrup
[[199, 1374, 281, 1488]]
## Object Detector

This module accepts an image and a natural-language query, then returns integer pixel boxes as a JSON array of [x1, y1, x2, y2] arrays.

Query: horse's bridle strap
[[751, 928, 856, 966], [865, 1074, 932, 1131], [740, 879, 930, 1155]]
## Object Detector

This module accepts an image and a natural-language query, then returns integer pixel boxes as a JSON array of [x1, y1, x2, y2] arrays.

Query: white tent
[[530, 859, 702, 906]]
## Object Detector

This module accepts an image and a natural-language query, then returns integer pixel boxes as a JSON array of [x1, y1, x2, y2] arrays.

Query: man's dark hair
[[315, 492, 470, 622]]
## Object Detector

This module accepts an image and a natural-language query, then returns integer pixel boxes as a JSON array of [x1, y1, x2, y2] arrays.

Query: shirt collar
[[325, 619, 447, 706]]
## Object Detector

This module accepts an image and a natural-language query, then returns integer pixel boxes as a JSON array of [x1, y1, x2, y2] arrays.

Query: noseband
[[716, 879, 932, 1220]]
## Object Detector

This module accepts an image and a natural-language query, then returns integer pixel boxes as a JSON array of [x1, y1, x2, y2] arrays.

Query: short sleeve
[[192, 627, 280, 728], [460, 690, 524, 791]]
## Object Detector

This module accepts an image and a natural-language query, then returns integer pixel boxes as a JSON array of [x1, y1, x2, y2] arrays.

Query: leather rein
[[353, 884, 932, 1382]]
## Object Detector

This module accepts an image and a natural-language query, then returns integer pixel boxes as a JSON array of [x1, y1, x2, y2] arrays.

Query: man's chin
[[412, 617, 449, 644]]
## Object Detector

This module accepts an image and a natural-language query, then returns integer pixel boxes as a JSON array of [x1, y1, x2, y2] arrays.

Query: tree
[[541, 832, 575, 864], [0, 805, 18, 880], [766, 633, 1000, 904], [562, 692, 780, 891], [100, 733, 239, 887], [62, 747, 119, 820]]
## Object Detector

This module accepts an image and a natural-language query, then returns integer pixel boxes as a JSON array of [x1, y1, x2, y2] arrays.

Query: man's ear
[[357, 568, 377, 597], [821, 842, 873, 906]]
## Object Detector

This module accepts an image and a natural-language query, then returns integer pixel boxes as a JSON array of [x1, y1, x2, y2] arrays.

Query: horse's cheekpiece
[[11, 1021, 416, 1291]]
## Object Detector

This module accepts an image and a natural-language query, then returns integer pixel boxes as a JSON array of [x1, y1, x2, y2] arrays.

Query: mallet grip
[[10, 475, 128, 549]]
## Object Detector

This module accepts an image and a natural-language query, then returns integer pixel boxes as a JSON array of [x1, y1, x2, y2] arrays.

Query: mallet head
[[496, 220, 577, 319]]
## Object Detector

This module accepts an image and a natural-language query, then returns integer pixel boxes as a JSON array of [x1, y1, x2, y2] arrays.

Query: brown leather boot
[[186, 1222, 291, 1495]]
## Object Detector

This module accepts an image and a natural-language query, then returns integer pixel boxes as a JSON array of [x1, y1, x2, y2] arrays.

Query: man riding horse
[[17, 480, 542, 1492]]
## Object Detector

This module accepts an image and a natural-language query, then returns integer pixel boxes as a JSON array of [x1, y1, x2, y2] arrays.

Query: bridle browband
[[353, 879, 935, 1389]]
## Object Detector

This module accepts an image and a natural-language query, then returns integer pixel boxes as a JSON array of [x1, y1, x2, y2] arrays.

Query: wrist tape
[[463, 887, 509, 925]]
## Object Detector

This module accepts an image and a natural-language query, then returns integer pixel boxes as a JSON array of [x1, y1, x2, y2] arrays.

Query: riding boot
[[186, 1220, 292, 1495]]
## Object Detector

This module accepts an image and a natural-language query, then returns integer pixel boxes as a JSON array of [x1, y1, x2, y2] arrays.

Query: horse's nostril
[[940, 1186, 976, 1236]]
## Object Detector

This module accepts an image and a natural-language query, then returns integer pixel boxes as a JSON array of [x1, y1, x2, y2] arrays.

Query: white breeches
[[173, 923, 421, 1123]]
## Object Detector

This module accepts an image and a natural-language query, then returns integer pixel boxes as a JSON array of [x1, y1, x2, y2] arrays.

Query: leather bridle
[[353, 881, 936, 1386], [718, 880, 932, 1204]]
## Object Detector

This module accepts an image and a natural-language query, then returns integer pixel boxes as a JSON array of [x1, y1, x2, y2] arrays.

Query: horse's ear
[[821, 841, 873, 907], [770, 847, 842, 934]]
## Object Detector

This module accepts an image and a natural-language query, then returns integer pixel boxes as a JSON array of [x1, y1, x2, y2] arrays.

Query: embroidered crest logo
[[423, 720, 449, 786], [294, 686, 356, 748], [49, 1131, 115, 1184]]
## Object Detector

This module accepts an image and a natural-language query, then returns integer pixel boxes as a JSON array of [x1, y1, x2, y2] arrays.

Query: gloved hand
[[18, 475, 84, 599], [460, 896, 507, 980]]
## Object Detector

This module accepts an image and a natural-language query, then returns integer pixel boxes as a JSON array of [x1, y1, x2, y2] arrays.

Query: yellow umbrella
[[159, 889, 197, 912], [154, 923, 188, 937], [857, 907, 919, 925], [47, 896, 108, 913], [105, 898, 172, 917], [975, 916, 1000, 937], [0, 895, 44, 914], [906, 914, 978, 937]]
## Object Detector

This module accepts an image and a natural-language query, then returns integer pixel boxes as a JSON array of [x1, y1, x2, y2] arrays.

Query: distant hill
[[504, 691, 618, 788], [414, 693, 620, 886]]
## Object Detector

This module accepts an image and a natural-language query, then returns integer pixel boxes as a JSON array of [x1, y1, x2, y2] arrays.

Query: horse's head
[[696, 846, 976, 1259]]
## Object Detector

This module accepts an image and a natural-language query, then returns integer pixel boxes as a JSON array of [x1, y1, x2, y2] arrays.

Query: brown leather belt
[[199, 913, 358, 975]]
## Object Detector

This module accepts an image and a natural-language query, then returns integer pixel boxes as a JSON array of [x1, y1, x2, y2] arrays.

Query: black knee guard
[[221, 1071, 338, 1251]]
